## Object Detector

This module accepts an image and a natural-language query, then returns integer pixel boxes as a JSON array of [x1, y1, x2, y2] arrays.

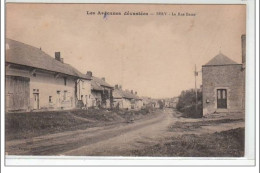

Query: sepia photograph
[[4, 3, 248, 160]]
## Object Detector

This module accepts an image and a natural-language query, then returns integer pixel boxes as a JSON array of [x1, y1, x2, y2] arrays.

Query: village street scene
[[5, 4, 246, 157]]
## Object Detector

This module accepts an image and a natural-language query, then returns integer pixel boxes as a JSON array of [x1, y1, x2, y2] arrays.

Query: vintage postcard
[[3, 2, 255, 166]]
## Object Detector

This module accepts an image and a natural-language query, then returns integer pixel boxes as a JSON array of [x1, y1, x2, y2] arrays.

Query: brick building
[[202, 35, 246, 116]]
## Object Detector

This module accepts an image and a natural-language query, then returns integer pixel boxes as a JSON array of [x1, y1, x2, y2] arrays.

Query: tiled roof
[[204, 53, 238, 66], [92, 76, 113, 88], [113, 89, 125, 99], [124, 90, 141, 100], [113, 89, 141, 100], [91, 79, 104, 91], [6, 38, 91, 80]]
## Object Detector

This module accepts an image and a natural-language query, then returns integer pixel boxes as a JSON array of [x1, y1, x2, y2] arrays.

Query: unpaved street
[[6, 109, 244, 156]]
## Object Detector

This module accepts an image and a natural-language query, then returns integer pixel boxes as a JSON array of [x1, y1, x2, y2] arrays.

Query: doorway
[[217, 89, 227, 109], [33, 93, 39, 110], [5, 76, 30, 111]]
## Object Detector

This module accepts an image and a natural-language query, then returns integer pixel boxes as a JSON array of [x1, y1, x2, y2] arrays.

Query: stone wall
[[202, 64, 245, 115]]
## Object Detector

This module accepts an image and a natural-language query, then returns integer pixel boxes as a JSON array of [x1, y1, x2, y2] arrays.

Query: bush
[[180, 104, 202, 118], [176, 89, 202, 118]]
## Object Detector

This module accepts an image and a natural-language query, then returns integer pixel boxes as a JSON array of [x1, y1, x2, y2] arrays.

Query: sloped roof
[[92, 76, 113, 88], [204, 53, 239, 66], [91, 79, 104, 91], [113, 89, 125, 99], [113, 89, 141, 100], [123, 90, 137, 99], [6, 38, 90, 80]]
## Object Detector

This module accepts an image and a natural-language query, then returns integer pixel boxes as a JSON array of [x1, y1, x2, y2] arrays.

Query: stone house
[[89, 73, 113, 109], [76, 72, 92, 108], [171, 97, 179, 108], [135, 93, 144, 110], [202, 35, 246, 115], [5, 38, 90, 112], [113, 85, 143, 110]]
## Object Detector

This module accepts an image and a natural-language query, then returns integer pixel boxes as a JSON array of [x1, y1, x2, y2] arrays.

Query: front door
[[217, 89, 227, 109], [33, 93, 39, 109], [5, 76, 30, 111]]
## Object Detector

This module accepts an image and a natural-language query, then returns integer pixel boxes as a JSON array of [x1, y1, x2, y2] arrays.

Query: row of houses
[[5, 38, 143, 112], [113, 85, 143, 110]]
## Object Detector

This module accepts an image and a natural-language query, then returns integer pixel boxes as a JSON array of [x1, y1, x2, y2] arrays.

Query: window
[[33, 73, 36, 77], [64, 91, 67, 100], [64, 77, 67, 86], [81, 95, 83, 100], [82, 81, 85, 89], [33, 89, 39, 93], [222, 90, 226, 99], [49, 96, 52, 103], [217, 90, 221, 99]]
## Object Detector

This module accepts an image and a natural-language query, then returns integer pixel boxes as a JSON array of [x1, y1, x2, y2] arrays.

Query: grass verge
[[130, 127, 244, 157], [5, 108, 155, 140], [169, 118, 244, 132]]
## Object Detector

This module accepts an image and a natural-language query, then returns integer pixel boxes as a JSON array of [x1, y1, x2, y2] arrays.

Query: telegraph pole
[[194, 64, 198, 113]]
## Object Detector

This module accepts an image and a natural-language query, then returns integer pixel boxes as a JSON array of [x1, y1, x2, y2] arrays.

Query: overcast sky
[[6, 4, 246, 98]]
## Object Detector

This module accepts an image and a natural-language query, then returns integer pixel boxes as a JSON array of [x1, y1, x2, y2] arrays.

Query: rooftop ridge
[[205, 52, 238, 66]]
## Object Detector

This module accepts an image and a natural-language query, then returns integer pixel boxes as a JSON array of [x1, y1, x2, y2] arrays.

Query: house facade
[[113, 85, 132, 110], [135, 93, 144, 110], [125, 90, 143, 110], [202, 35, 246, 115], [5, 38, 90, 112], [113, 85, 143, 110], [88, 74, 114, 109], [76, 73, 92, 108], [170, 97, 179, 108]]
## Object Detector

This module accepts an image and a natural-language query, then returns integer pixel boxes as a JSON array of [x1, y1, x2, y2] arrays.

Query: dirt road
[[6, 109, 244, 156]]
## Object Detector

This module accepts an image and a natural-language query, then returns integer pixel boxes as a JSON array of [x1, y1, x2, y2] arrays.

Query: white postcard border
[[1, 0, 258, 168]]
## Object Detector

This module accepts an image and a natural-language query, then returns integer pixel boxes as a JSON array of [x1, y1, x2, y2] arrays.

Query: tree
[[176, 89, 202, 118]]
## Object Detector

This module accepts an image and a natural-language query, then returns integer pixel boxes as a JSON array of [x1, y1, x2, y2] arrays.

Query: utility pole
[[194, 64, 198, 113]]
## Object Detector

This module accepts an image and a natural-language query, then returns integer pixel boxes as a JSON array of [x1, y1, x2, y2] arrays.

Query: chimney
[[119, 85, 122, 89], [241, 34, 246, 68], [86, 71, 92, 77], [55, 52, 61, 62], [135, 91, 137, 95], [101, 77, 105, 81], [131, 90, 133, 94], [115, 84, 119, 89]]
